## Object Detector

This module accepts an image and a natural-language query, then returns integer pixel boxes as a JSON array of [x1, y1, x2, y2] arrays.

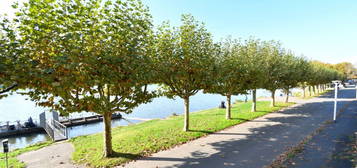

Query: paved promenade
[[124, 87, 356, 168], [285, 89, 357, 167], [17, 142, 84, 168]]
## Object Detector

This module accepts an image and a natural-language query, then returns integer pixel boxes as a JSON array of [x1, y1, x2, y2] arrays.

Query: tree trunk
[[103, 112, 113, 157], [285, 88, 289, 103], [302, 87, 306, 98], [270, 90, 276, 107], [313, 86, 316, 95], [251, 89, 257, 112], [226, 95, 231, 120], [183, 96, 190, 132], [309, 86, 312, 96]]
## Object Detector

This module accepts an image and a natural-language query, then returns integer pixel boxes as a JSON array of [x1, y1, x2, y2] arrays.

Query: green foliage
[[153, 14, 216, 130], [14, 0, 156, 115], [260, 41, 286, 92], [204, 37, 268, 97], [10, 0, 156, 157], [279, 53, 310, 91], [333, 62, 355, 79], [204, 37, 248, 96], [0, 16, 25, 98], [71, 101, 293, 167], [308, 61, 344, 86], [241, 38, 267, 90], [153, 14, 216, 99]]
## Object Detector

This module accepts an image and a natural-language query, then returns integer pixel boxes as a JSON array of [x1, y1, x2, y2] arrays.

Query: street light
[[332, 80, 341, 122]]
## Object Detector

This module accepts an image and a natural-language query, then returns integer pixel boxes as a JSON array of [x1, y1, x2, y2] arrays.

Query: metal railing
[[44, 119, 67, 141], [44, 120, 55, 140], [51, 119, 67, 138]]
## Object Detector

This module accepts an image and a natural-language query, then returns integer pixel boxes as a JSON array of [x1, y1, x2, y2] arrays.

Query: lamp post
[[332, 80, 341, 122]]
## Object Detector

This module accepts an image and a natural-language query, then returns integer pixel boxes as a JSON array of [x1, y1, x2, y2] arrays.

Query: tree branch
[[0, 83, 18, 94]]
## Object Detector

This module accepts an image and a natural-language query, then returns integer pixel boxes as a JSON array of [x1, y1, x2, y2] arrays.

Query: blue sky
[[142, 0, 357, 64], [1, 0, 356, 64]]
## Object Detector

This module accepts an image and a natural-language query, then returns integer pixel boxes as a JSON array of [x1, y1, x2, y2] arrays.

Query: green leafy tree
[[240, 38, 266, 112], [153, 14, 215, 131], [306, 61, 344, 96], [0, 17, 23, 98], [204, 38, 249, 119], [13, 0, 155, 157], [279, 54, 310, 102], [306, 62, 321, 96], [261, 41, 285, 107], [333, 62, 354, 79], [297, 69, 312, 98]]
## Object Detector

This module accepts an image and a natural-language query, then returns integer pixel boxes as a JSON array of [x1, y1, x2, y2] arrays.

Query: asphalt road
[[284, 86, 357, 168]]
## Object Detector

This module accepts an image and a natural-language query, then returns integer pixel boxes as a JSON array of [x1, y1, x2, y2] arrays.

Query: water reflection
[[0, 133, 50, 151], [67, 118, 140, 138]]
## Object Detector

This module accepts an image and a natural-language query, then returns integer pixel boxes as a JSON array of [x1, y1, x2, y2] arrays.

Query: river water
[[0, 88, 289, 150]]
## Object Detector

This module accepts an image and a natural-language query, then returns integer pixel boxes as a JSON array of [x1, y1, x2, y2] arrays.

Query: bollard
[[2, 139, 9, 168]]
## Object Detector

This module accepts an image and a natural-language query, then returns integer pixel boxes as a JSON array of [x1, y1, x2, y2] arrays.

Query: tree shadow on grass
[[111, 151, 141, 159], [188, 129, 253, 136], [253, 110, 270, 113], [230, 118, 250, 121], [189, 130, 215, 134], [190, 117, 270, 134], [273, 105, 289, 108]]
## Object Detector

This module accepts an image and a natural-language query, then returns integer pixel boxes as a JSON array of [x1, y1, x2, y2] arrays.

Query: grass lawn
[[71, 101, 294, 167], [0, 141, 53, 168]]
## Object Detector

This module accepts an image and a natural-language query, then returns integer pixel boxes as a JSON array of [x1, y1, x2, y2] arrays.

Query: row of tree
[[0, 0, 346, 157]]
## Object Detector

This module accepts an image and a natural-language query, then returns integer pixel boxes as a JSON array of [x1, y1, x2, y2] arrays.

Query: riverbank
[[0, 88, 280, 150], [2, 90, 328, 168], [70, 101, 293, 167]]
